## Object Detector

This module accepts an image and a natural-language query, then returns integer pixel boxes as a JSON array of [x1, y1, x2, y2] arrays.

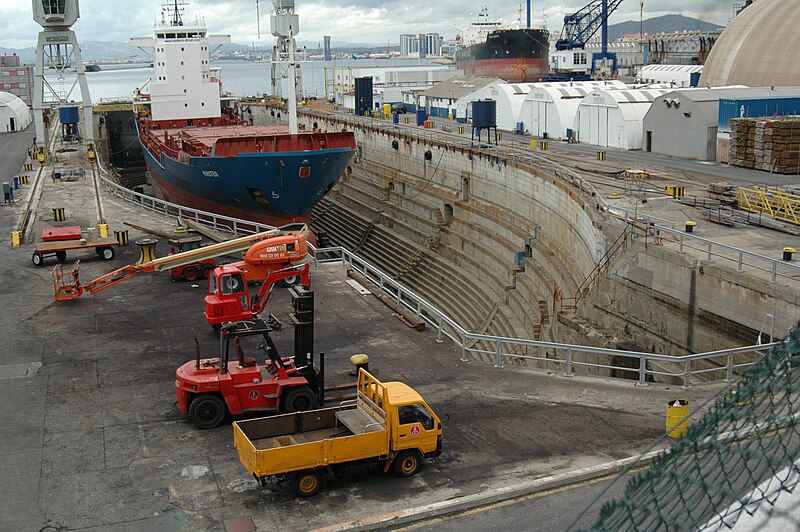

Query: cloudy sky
[[0, 0, 733, 50]]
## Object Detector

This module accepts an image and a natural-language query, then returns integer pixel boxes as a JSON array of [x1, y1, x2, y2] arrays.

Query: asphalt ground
[[0, 126, 728, 531]]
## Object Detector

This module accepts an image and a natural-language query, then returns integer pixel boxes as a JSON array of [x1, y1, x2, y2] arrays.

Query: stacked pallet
[[729, 116, 800, 174]]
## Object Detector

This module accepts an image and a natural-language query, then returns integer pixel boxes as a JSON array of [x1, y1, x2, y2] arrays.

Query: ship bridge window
[[166, 33, 176, 39], [157, 34, 165, 39], [42, 0, 66, 15]]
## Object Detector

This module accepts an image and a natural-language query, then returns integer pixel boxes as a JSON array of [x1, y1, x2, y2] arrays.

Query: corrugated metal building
[[519, 80, 626, 139], [418, 76, 499, 120], [641, 86, 749, 161], [573, 88, 670, 149], [637, 65, 703, 88], [0, 91, 32, 133], [460, 83, 540, 131], [0, 55, 33, 107]]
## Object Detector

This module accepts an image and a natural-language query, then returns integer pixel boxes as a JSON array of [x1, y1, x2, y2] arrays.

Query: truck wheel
[[55, 250, 67, 262], [282, 386, 317, 413], [393, 450, 421, 477], [100, 247, 115, 260], [200, 265, 214, 279], [183, 267, 199, 282], [188, 394, 226, 429], [32, 252, 44, 266], [293, 470, 322, 497]]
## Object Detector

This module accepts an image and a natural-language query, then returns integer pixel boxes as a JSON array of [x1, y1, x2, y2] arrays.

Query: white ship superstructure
[[130, 0, 230, 121]]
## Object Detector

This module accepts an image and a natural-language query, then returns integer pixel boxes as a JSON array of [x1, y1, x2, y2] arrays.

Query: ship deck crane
[[554, 0, 624, 77]]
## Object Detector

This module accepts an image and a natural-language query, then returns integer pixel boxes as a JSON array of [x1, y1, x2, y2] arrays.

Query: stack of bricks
[[729, 116, 800, 174]]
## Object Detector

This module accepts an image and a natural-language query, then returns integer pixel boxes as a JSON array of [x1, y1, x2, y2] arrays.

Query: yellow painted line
[[167, 483, 196, 517]]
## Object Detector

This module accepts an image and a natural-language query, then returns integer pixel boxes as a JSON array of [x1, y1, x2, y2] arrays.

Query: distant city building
[[418, 34, 427, 59], [323, 35, 332, 61], [400, 34, 418, 57], [0, 55, 33, 107], [425, 33, 443, 57]]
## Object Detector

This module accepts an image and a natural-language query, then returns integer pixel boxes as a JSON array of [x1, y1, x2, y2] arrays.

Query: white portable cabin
[[641, 86, 748, 161], [519, 80, 627, 139], [461, 83, 540, 131], [0, 92, 31, 133], [573, 88, 670, 149], [637, 65, 703, 88]]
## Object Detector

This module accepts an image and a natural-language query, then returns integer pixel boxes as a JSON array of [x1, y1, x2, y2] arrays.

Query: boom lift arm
[[53, 227, 305, 300], [249, 263, 310, 316]]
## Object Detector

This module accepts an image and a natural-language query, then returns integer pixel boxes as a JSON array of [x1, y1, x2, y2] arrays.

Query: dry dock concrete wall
[[296, 110, 799, 369]]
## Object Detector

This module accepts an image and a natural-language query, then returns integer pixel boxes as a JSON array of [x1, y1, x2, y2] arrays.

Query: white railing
[[96, 140, 781, 389]]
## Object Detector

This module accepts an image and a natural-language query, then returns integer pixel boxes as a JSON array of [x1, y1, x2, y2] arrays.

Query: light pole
[[640, 1, 644, 64]]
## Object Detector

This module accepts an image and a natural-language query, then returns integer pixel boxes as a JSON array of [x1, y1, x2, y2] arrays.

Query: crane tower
[[31, 0, 94, 147], [270, 0, 303, 102]]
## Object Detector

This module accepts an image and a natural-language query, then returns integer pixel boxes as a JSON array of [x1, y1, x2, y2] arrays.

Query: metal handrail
[[95, 139, 781, 388]]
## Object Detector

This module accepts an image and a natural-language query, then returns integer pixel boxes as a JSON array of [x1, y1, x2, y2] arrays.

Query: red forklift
[[204, 263, 310, 330], [177, 284, 324, 429], [167, 235, 217, 282]]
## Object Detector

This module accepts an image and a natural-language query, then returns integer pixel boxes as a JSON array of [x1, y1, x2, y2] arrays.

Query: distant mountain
[[607, 14, 724, 41]]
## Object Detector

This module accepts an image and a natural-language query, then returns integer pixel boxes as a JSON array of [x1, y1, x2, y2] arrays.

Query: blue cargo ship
[[130, 0, 354, 227]]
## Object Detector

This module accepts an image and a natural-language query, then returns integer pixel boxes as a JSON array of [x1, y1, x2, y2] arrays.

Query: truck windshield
[[398, 403, 434, 430]]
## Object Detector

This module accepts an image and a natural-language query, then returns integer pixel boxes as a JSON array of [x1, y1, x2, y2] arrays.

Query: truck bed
[[36, 236, 119, 252], [234, 404, 389, 478]]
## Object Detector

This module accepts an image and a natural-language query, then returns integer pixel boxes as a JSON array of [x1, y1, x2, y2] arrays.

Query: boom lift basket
[[52, 261, 84, 301]]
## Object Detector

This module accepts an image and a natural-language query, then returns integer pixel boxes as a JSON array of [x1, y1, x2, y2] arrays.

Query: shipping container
[[719, 96, 800, 133]]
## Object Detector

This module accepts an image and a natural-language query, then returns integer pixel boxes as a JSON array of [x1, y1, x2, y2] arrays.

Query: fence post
[[737, 252, 744, 272], [683, 360, 693, 389], [726, 351, 734, 382], [564, 348, 574, 377], [637, 355, 648, 386], [436, 315, 444, 344], [680, 234, 685, 253], [460, 331, 469, 362], [707, 242, 713, 262], [771, 261, 778, 283], [416, 300, 422, 321], [494, 339, 505, 368]]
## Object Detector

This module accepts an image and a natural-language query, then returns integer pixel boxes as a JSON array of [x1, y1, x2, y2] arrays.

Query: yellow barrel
[[24, 163, 33, 171], [598, 151, 607, 161], [666, 399, 690, 438], [458, 126, 464, 134], [541, 141, 549, 150], [19, 175, 28, 185], [498, 133, 503, 141], [97, 223, 109, 238], [114, 230, 129, 246], [10, 231, 22, 247], [53, 207, 66, 222], [530, 139, 537, 149]]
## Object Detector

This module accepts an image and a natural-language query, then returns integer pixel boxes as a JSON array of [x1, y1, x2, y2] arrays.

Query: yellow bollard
[[498, 133, 503, 141], [540, 141, 549, 150], [349, 354, 369, 376], [53, 207, 66, 222], [97, 223, 109, 238], [19, 175, 28, 185], [10, 231, 22, 247], [666, 399, 690, 438], [134, 238, 158, 265], [597, 150, 606, 161], [685, 221, 697, 233], [114, 230, 129, 246]]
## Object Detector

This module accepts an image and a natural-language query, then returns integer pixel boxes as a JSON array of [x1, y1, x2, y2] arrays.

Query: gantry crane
[[553, 0, 624, 77]]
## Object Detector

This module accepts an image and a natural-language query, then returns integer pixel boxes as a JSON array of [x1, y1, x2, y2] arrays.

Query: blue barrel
[[416, 109, 427, 126], [12, 176, 19, 189], [393, 112, 399, 124]]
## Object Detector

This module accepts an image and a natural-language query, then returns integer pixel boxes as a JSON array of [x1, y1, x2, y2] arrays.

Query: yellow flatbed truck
[[233, 369, 443, 496]]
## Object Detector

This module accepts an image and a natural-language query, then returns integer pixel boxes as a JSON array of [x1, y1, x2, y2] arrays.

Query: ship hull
[[456, 28, 550, 82], [138, 123, 355, 227]]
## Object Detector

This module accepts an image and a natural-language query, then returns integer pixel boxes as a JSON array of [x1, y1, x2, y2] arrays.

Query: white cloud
[[0, 0, 733, 50]]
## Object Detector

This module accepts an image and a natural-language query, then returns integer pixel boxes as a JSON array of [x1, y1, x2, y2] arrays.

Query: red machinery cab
[[233, 227, 308, 283]]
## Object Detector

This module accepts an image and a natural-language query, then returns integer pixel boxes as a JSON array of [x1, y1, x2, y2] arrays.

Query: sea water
[[47, 58, 436, 102]]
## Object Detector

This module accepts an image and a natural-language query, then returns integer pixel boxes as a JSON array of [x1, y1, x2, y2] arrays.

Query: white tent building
[[0, 92, 31, 133], [460, 83, 540, 131], [641, 86, 751, 160], [637, 65, 703, 88], [573, 88, 671, 149], [519, 80, 627, 139]]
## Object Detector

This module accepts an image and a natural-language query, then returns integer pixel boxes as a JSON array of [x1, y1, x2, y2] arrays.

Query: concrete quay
[[0, 124, 726, 531]]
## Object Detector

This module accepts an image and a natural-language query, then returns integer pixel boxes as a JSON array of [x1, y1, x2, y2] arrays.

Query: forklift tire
[[292, 470, 322, 497], [188, 394, 227, 429], [183, 267, 199, 282], [282, 386, 317, 413], [32, 251, 44, 266], [392, 450, 422, 477], [55, 250, 67, 262], [100, 247, 115, 261]]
